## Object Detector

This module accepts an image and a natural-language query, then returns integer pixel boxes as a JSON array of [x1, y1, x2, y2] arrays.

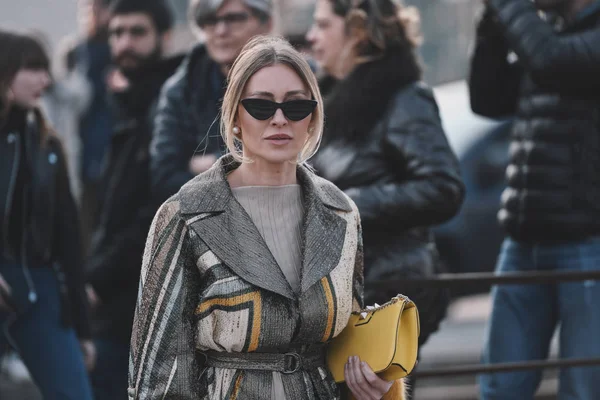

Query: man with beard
[[470, 0, 600, 398], [150, 0, 273, 204], [84, 1, 183, 399]]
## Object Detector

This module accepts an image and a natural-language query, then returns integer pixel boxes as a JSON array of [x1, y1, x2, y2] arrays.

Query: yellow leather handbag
[[326, 294, 420, 382]]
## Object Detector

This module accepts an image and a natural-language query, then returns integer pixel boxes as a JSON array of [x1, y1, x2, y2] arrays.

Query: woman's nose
[[270, 108, 288, 125], [41, 72, 52, 88], [306, 27, 315, 44]]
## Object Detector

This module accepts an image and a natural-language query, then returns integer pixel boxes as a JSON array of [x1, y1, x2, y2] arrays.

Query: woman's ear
[[346, 9, 369, 46]]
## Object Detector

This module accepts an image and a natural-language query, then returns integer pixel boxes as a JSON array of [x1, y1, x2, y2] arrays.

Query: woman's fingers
[[346, 356, 386, 400], [345, 356, 371, 399], [360, 361, 394, 395], [345, 358, 360, 397], [345, 356, 396, 400]]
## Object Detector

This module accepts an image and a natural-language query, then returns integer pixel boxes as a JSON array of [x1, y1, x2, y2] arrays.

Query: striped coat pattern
[[128, 156, 365, 399]]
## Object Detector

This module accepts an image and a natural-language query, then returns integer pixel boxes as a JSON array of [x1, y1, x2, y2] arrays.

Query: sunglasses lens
[[242, 99, 276, 120], [281, 100, 317, 121]]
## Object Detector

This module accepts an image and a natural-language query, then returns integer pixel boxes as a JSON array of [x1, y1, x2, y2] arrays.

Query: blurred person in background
[[307, 0, 465, 394], [84, 0, 182, 398], [75, 0, 115, 254], [41, 37, 92, 205], [470, 0, 600, 398], [0, 30, 94, 399], [150, 0, 273, 205]]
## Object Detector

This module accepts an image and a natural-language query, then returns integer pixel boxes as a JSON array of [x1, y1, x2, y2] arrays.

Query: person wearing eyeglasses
[[83, 1, 184, 399], [128, 35, 404, 400], [149, 0, 272, 207], [306, 0, 465, 395]]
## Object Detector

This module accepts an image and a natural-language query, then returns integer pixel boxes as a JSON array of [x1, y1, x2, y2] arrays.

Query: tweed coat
[[128, 156, 365, 399]]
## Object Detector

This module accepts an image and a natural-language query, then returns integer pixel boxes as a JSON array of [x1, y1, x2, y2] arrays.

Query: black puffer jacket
[[312, 50, 465, 344], [470, 0, 600, 243], [0, 107, 90, 338], [150, 44, 226, 205]]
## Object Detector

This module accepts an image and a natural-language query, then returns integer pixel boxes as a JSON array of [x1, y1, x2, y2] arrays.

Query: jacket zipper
[[101, 133, 137, 227], [3, 133, 20, 255], [20, 182, 37, 304]]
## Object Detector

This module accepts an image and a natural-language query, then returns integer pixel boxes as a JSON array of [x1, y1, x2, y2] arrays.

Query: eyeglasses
[[109, 25, 150, 39], [197, 12, 251, 30], [241, 99, 318, 121]]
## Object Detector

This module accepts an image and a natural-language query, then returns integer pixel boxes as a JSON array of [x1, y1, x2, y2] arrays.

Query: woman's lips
[[265, 134, 292, 145]]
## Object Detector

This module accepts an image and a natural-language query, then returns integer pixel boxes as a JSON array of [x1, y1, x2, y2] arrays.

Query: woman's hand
[[345, 356, 394, 400]]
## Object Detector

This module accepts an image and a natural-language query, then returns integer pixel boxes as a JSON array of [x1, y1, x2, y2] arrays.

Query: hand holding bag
[[326, 294, 420, 382]]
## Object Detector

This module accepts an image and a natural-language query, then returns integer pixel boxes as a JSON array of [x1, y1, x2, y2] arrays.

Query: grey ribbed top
[[232, 184, 304, 400], [232, 184, 304, 293]]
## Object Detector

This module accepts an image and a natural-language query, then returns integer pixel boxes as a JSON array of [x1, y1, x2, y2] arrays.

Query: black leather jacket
[[312, 51, 464, 344], [470, 0, 600, 242], [314, 82, 464, 282], [150, 44, 226, 205], [0, 108, 90, 338]]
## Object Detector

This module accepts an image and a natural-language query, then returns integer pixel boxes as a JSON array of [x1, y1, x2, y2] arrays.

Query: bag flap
[[326, 299, 404, 382]]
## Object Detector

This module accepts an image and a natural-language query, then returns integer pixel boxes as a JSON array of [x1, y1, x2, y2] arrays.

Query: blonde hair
[[220, 35, 324, 163]]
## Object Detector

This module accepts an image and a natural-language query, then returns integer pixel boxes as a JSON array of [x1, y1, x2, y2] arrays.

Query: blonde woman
[[128, 36, 401, 400]]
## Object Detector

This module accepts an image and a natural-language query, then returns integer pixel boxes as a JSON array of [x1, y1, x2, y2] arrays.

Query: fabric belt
[[201, 347, 327, 374]]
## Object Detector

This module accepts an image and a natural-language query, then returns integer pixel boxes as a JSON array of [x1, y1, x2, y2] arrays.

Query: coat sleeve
[[469, 7, 523, 118], [52, 140, 92, 339], [150, 75, 197, 205], [345, 87, 465, 231], [351, 209, 364, 313], [488, 0, 600, 91], [128, 201, 202, 400], [86, 201, 154, 302]]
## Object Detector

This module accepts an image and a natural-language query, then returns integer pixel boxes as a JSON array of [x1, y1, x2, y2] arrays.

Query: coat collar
[[179, 155, 352, 299]]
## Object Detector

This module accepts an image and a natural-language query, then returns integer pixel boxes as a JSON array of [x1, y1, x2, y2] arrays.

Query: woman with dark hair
[[0, 30, 95, 399], [307, 0, 465, 386]]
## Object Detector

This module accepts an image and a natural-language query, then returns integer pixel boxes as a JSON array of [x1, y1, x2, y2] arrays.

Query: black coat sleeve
[[86, 203, 153, 303], [488, 0, 600, 91], [52, 141, 92, 339], [150, 75, 197, 205], [346, 86, 465, 231], [469, 7, 523, 118]]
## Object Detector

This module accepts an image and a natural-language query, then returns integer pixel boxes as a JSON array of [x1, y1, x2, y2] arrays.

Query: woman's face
[[237, 63, 313, 165], [306, 0, 354, 78], [9, 68, 51, 109]]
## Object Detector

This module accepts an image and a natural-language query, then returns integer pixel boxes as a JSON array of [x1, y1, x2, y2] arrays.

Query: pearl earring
[[232, 126, 240, 135]]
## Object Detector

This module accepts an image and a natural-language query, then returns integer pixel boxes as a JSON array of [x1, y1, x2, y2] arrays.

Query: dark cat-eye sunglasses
[[241, 98, 317, 122]]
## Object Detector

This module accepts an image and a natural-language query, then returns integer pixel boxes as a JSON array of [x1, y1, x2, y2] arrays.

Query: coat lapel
[[297, 167, 352, 293], [179, 159, 294, 299], [178, 156, 354, 299]]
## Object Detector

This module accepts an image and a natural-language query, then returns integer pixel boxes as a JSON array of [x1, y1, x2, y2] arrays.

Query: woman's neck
[[228, 159, 298, 188]]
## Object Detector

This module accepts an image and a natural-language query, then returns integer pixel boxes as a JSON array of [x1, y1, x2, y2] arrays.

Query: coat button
[[48, 153, 57, 164]]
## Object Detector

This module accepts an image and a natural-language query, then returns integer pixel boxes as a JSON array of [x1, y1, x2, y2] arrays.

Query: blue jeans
[[479, 237, 600, 400], [91, 338, 130, 400], [0, 263, 94, 400]]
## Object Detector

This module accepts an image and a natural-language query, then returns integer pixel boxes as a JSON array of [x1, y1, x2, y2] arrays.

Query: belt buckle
[[283, 352, 301, 374]]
